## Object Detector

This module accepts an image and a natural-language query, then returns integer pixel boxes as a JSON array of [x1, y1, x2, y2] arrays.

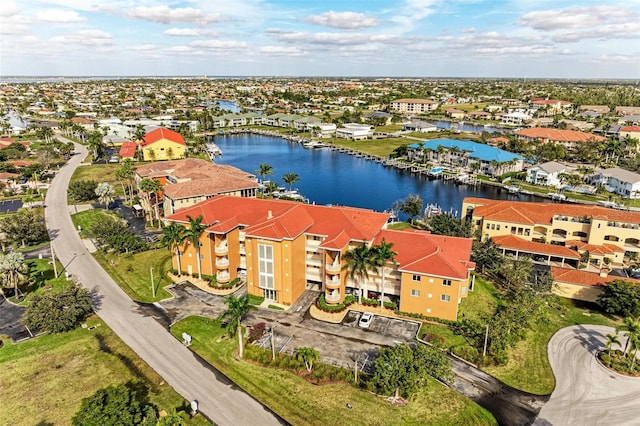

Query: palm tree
[[115, 160, 134, 204], [617, 316, 640, 356], [161, 222, 186, 276], [0, 251, 28, 300], [282, 172, 300, 192], [296, 347, 320, 372], [185, 215, 206, 279], [255, 163, 274, 195], [605, 333, 621, 356], [217, 294, 257, 359], [370, 239, 398, 308], [87, 130, 104, 160], [264, 181, 278, 198], [95, 182, 115, 210], [342, 244, 371, 304], [139, 178, 162, 227]]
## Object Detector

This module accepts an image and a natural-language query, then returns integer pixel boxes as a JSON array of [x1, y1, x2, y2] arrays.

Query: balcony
[[326, 262, 341, 274], [216, 257, 229, 268], [217, 272, 230, 283], [215, 244, 228, 255], [325, 292, 341, 304], [326, 277, 341, 289]]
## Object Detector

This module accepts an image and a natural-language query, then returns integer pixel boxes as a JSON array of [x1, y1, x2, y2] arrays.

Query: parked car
[[358, 312, 374, 328]]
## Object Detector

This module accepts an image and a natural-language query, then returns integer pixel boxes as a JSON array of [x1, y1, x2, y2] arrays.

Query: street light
[[150, 266, 156, 298]]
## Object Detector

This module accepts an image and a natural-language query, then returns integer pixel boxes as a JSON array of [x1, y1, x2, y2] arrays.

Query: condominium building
[[515, 128, 606, 151], [389, 98, 439, 114], [165, 196, 475, 321]]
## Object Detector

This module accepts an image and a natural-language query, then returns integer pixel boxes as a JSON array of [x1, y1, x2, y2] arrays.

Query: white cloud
[[190, 39, 248, 49], [305, 10, 380, 29], [0, 1, 20, 18], [50, 29, 112, 47], [124, 6, 224, 25], [164, 45, 205, 56], [37, 9, 85, 23], [390, 0, 438, 31], [127, 44, 156, 51], [266, 29, 411, 47], [259, 45, 306, 56], [164, 28, 217, 37]]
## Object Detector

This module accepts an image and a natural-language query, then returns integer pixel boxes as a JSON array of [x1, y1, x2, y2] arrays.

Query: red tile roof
[[142, 127, 186, 147], [492, 235, 580, 259], [621, 126, 640, 132], [166, 196, 389, 244], [374, 229, 475, 279], [119, 141, 137, 158], [550, 267, 640, 287], [565, 240, 624, 256], [465, 197, 640, 226], [515, 127, 605, 143]]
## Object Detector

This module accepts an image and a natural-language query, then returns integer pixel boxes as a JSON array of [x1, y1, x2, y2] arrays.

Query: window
[[486, 223, 490, 229], [412, 275, 421, 282], [442, 279, 452, 287], [440, 294, 451, 302], [258, 244, 274, 289], [411, 289, 420, 297]]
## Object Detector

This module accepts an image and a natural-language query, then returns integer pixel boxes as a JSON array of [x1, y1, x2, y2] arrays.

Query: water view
[[213, 134, 541, 216]]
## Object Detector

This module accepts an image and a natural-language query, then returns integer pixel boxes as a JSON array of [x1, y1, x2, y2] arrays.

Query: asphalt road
[[534, 325, 640, 425], [44, 140, 284, 426]]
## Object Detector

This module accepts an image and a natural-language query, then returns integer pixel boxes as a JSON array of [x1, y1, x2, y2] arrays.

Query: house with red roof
[[140, 127, 186, 161], [515, 128, 606, 151], [119, 141, 138, 161], [619, 125, 640, 142], [165, 196, 475, 320]]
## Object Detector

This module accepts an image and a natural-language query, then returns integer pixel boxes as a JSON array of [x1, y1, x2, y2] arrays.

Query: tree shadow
[[94, 333, 151, 384]]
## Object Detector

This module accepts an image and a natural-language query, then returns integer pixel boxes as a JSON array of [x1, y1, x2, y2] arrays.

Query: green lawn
[[327, 137, 409, 158], [387, 222, 413, 230], [69, 164, 124, 197], [93, 248, 174, 303], [420, 276, 620, 394], [71, 208, 122, 238], [171, 316, 496, 426], [11, 258, 68, 305], [0, 316, 209, 426]]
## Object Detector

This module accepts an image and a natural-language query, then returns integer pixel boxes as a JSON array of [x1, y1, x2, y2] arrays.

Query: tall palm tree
[[282, 172, 300, 192], [161, 222, 186, 276], [370, 239, 398, 308], [185, 215, 206, 279], [0, 251, 28, 300], [139, 178, 163, 227], [115, 160, 135, 204], [255, 163, 274, 194], [605, 333, 621, 356], [617, 316, 640, 356], [87, 130, 104, 160], [217, 294, 257, 359], [342, 244, 371, 304]]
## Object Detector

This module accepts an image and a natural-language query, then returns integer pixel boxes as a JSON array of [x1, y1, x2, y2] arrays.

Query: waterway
[[212, 134, 542, 217]]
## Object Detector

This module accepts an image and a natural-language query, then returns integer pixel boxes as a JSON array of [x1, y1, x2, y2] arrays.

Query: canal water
[[212, 134, 540, 216]]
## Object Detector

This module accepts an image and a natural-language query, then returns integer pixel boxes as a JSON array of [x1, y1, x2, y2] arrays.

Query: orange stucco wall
[[398, 272, 461, 321]]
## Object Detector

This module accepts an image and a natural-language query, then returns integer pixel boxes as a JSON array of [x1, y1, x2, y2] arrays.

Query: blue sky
[[1, 0, 639, 78]]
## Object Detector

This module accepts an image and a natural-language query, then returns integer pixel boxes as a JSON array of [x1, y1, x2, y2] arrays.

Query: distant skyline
[[1, 0, 639, 79]]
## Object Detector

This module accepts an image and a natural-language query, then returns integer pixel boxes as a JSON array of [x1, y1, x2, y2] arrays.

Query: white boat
[[303, 140, 326, 149], [424, 204, 442, 218], [548, 193, 567, 201], [506, 185, 520, 194], [205, 143, 222, 156], [456, 173, 469, 183]]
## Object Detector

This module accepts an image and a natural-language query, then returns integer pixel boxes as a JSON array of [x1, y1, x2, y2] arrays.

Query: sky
[[1, 0, 639, 78]]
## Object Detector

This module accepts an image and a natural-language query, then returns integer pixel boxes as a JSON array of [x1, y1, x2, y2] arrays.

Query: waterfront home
[[140, 127, 186, 161], [314, 123, 337, 138], [619, 125, 640, 141], [529, 98, 573, 115], [589, 167, 640, 199], [526, 161, 573, 187], [462, 197, 640, 301], [445, 108, 465, 120], [407, 139, 524, 177], [402, 120, 438, 132], [615, 106, 640, 116], [578, 105, 611, 115], [389, 98, 439, 114], [135, 158, 257, 217], [336, 123, 373, 140], [364, 111, 393, 125], [292, 116, 321, 131], [500, 111, 531, 126], [515, 127, 606, 151], [164, 196, 475, 321]]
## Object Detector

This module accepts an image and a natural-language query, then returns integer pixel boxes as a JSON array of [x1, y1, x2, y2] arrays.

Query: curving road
[[534, 325, 640, 426], [44, 141, 284, 426]]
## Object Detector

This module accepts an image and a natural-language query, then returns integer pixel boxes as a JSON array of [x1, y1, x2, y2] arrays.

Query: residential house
[[389, 98, 439, 114], [407, 139, 524, 177], [515, 128, 606, 151], [314, 123, 337, 138], [135, 158, 258, 216], [619, 126, 640, 142], [618, 115, 640, 126], [293, 116, 321, 131], [589, 167, 640, 199], [119, 141, 138, 161], [529, 98, 573, 115], [578, 105, 610, 115], [364, 111, 393, 125], [402, 120, 438, 133], [336, 123, 373, 140], [140, 127, 186, 161], [615, 106, 640, 116], [526, 161, 573, 187], [467, 111, 492, 121], [445, 108, 465, 120], [164, 196, 475, 321], [501, 111, 531, 126]]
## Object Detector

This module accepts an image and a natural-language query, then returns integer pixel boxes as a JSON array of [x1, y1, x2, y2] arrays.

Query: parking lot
[[342, 310, 420, 342]]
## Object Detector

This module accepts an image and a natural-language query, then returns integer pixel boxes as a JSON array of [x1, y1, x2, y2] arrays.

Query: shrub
[[268, 304, 284, 310], [248, 294, 265, 305], [452, 345, 480, 364], [316, 293, 356, 312], [23, 285, 93, 333], [248, 322, 267, 343], [69, 179, 98, 202], [422, 333, 446, 348]]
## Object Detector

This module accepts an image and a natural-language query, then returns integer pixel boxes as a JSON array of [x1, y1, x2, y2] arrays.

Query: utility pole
[[50, 241, 58, 278], [354, 358, 358, 383], [482, 323, 489, 357], [150, 267, 155, 298], [271, 325, 276, 361]]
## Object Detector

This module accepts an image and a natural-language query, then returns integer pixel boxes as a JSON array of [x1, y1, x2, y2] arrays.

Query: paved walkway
[[534, 325, 640, 426], [45, 139, 284, 426]]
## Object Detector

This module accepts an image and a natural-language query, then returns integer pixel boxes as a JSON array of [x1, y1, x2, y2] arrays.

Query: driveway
[[0, 298, 29, 342], [534, 325, 640, 426]]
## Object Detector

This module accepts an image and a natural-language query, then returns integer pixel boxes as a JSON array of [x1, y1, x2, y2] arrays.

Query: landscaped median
[[170, 316, 496, 426]]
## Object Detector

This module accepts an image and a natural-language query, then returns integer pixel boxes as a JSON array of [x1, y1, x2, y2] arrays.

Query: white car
[[358, 312, 374, 328]]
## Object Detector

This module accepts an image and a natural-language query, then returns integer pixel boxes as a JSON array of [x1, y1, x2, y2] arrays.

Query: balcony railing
[[326, 263, 341, 274], [215, 244, 228, 255], [217, 273, 230, 283], [325, 277, 341, 288], [216, 258, 229, 268], [325, 293, 341, 303]]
